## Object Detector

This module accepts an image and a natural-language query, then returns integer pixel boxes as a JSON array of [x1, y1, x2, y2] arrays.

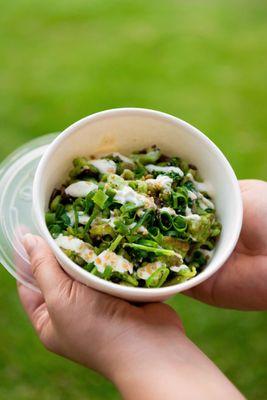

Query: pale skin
[[17, 179, 266, 399], [185, 180, 267, 310]]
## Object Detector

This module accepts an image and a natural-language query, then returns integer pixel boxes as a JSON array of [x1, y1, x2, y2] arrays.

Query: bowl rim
[[33, 107, 243, 297]]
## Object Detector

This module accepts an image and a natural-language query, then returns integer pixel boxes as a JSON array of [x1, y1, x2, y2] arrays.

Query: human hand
[[17, 234, 243, 400], [186, 180, 267, 310]]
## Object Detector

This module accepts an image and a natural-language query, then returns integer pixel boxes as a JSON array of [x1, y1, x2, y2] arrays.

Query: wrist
[[109, 333, 244, 400], [112, 352, 181, 400], [109, 330, 189, 398]]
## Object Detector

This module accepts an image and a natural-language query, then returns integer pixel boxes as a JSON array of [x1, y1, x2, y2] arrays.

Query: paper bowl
[[33, 108, 242, 302]]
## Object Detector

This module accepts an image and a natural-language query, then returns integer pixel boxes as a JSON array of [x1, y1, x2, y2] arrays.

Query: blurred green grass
[[0, 0, 266, 398]]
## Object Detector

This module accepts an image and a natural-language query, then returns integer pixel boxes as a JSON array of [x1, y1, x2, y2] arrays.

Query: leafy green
[[131, 146, 161, 165], [92, 190, 108, 209], [146, 267, 170, 288], [47, 147, 221, 288]]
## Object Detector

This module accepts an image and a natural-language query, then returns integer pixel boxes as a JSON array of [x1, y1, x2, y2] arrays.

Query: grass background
[[0, 0, 266, 398]]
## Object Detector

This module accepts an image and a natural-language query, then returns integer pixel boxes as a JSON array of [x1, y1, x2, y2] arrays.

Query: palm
[[186, 180, 267, 310]]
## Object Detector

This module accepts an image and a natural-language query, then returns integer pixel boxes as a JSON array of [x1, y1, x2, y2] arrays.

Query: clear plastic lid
[[0, 133, 58, 292]]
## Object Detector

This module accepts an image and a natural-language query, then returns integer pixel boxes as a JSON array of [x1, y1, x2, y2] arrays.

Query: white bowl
[[33, 108, 243, 302]]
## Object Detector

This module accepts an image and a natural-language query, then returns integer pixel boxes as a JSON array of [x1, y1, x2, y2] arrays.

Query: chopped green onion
[[172, 191, 187, 210], [73, 204, 79, 233], [84, 195, 94, 214], [103, 265, 113, 280], [45, 212, 56, 226], [120, 273, 138, 287], [146, 267, 169, 288], [120, 202, 140, 215], [121, 169, 135, 180], [49, 224, 62, 237], [131, 146, 161, 165], [137, 239, 159, 248], [47, 147, 221, 288], [92, 190, 108, 209], [83, 206, 100, 233], [83, 262, 95, 272], [90, 266, 101, 276], [159, 211, 173, 231], [61, 213, 71, 227], [173, 215, 187, 232], [132, 209, 154, 232], [109, 234, 123, 252], [90, 223, 114, 238], [124, 242, 177, 257], [50, 195, 62, 212]]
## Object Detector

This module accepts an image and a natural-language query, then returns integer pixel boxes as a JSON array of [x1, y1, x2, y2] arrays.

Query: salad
[[46, 146, 221, 288]]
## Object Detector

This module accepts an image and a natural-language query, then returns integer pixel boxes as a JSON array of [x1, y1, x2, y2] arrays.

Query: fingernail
[[23, 233, 37, 254]]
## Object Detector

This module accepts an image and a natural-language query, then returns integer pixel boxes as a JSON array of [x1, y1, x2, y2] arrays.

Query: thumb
[[23, 234, 71, 302]]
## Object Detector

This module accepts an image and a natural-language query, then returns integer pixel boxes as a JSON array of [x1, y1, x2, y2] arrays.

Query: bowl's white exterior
[[33, 108, 242, 302]]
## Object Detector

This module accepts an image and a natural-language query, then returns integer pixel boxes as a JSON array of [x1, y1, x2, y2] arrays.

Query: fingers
[[17, 282, 50, 337], [17, 281, 44, 322], [23, 233, 71, 302], [17, 281, 57, 353]]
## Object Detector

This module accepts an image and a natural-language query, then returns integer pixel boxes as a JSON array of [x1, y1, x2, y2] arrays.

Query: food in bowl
[[45, 145, 221, 288]]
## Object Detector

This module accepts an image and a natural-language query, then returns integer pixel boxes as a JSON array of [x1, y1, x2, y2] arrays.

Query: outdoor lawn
[[0, 0, 266, 399]]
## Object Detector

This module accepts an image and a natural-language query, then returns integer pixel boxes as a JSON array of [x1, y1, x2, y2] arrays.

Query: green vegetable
[[172, 189, 187, 210], [172, 215, 187, 232], [124, 242, 178, 257], [90, 223, 114, 238], [191, 250, 207, 266], [84, 195, 94, 214], [50, 195, 62, 212], [159, 211, 173, 231], [146, 267, 170, 288], [47, 146, 221, 288], [69, 157, 99, 178], [73, 204, 79, 233], [120, 273, 139, 287], [63, 249, 86, 267], [49, 224, 62, 237], [102, 265, 113, 280], [131, 146, 161, 165], [45, 212, 56, 226], [92, 190, 108, 209], [148, 227, 163, 244], [120, 202, 140, 215], [132, 209, 154, 232], [83, 206, 100, 233], [83, 262, 95, 272], [61, 213, 71, 227], [188, 214, 213, 243], [90, 266, 101, 276], [162, 236, 189, 258], [121, 169, 135, 180], [109, 234, 123, 252]]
